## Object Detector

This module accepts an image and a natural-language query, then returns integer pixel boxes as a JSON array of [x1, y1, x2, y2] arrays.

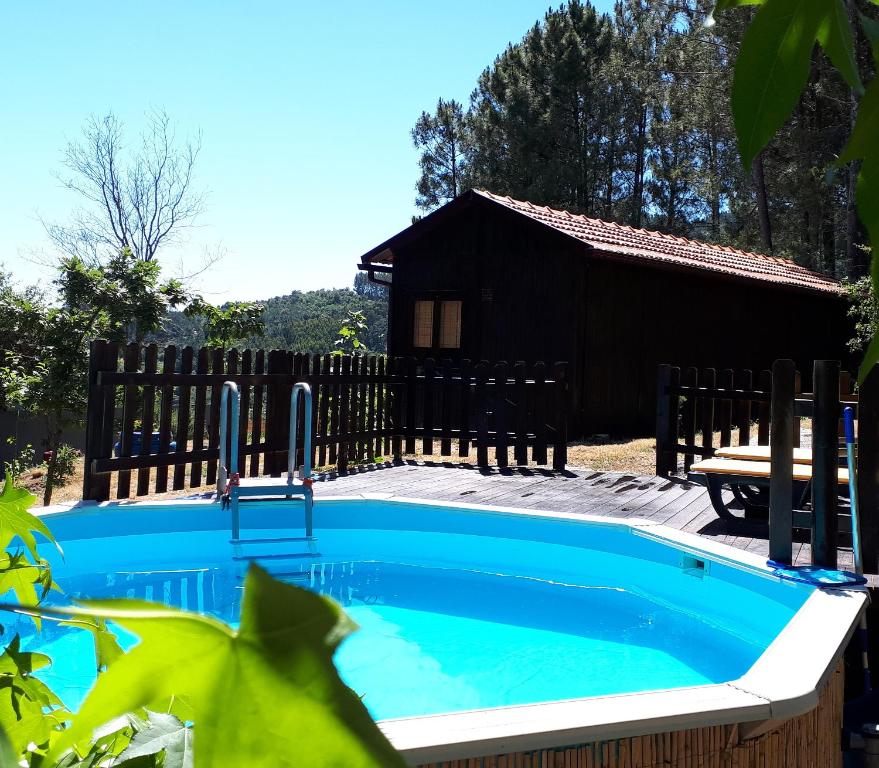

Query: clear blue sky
[[2, 1, 614, 302]]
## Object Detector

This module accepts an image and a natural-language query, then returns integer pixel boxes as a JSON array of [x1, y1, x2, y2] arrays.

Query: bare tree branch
[[46, 109, 205, 264]]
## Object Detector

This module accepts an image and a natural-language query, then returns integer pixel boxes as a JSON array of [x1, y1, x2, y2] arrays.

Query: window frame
[[411, 294, 464, 352]]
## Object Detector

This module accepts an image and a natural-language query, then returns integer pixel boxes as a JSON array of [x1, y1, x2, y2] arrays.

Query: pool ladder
[[218, 381, 316, 554]]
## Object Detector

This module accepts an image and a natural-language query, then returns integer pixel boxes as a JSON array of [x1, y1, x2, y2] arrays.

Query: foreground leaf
[[857, 153, 879, 384], [46, 565, 406, 767], [816, 0, 863, 94], [0, 473, 61, 561], [58, 616, 124, 673], [118, 711, 192, 768], [732, 0, 826, 169]]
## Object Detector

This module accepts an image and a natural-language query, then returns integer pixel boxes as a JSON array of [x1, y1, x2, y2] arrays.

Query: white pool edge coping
[[35, 493, 869, 764]]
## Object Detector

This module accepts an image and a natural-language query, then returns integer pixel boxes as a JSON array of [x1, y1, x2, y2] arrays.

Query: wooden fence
[[654, 364, 857, 477], [83, 341, 568, 501]]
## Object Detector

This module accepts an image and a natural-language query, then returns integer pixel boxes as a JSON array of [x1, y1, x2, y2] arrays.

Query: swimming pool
[[21, 495, 867, 764]]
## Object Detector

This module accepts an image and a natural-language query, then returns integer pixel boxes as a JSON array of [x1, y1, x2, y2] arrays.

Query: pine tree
[[411, 98, 471, 211]]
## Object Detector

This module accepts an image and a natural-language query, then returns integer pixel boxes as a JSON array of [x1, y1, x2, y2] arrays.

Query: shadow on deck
[[314, 461, 853, 570]]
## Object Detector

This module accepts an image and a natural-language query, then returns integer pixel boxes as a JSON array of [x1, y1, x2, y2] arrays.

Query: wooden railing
[[655, 363, 857, 477], [83, 341, 568, 501]]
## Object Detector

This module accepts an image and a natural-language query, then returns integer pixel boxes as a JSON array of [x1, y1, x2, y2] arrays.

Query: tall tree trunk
[[631, 105, 648, 227], [708, 129, 720, 237], [605, 133, 615, 218], [846, 85, 867, 277], [822, 206, 836, 276], [752, 151, 773, 253]]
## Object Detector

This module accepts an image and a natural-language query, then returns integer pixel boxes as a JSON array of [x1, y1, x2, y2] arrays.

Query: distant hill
[[149, 278, 388, 354]]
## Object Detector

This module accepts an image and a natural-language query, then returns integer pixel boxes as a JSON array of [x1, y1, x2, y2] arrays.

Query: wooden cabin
[[358, 190, 851, 436]]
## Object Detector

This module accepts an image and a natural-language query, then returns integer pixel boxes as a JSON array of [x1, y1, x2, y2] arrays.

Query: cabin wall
[[386, 202, 852, 440], [582, 257, 852, 435]]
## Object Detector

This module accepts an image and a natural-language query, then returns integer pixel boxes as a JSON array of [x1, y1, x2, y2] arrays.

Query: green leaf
[[0, 472, 62, 561], [841, 79, 879, 164], [732, 0, 826, 169], [713, 0, 764, 10], [0, 724, 16, 768], [46, 565, 407, 767], [118, 711, 192, 768], [58, 616, 124, 673], [857, 153, 879, 384], [859, 10, 879, 63], [816, 0, 863, 94]]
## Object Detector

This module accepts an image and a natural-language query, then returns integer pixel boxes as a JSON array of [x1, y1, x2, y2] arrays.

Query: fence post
[[769, 359, 795, 565], [655, 364, 675, 477], [737, 369, 752, 446], [116, 342, 141, 500], [83, 340, 114, 501], [514, 362, 528, 466], [812, 360, 840, 569], [475, 361, 489, 467], [699, 368, 716, 460], [681, 367, 698, 471], [858, 366, 879, 574], [494, 361, 508, 469], [552, 362, 568, 471]]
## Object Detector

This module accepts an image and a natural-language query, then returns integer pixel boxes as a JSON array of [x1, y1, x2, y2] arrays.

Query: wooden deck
[[313, 461, 855, 570]]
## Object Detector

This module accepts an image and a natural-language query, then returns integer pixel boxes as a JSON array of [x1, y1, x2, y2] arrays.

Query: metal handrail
[[218, 381, 240, 497], [288, 382, 313, 482], [289, 383, 314, 538]]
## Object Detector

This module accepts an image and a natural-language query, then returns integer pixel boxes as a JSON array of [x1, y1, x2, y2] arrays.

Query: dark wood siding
[[582, 257, 851, 434]]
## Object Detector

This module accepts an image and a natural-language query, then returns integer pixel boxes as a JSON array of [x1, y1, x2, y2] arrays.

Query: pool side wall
[[414, 663, 843, 768]]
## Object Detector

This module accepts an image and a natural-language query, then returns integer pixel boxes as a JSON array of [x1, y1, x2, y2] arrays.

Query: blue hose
[[844, 405, 871, 694]]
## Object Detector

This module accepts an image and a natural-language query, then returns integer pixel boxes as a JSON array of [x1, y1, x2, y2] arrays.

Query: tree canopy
[[414, 0, 878, 280]]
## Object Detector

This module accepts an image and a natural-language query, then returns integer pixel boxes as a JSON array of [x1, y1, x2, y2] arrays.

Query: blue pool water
[[10, 500, 811, 720]]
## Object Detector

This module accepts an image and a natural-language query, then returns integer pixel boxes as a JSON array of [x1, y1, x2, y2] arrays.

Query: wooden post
[[190, 347, 209, 486], [250, 349, 266, 477], [812, 360, 840, 569], [494, 361, 509, 469], [532, 362, 547, 465], [83, 340, 114, 501], [769, 359, 795, 565], [858, 365, 879, 575], [655, 364, 676, 477], [757, 369, 771, 445], [172, 347, 194, 490], [338, 355, 352, 473], [719, 369, 733, 447], [136, 344, 158, 496], [737, 369, 752, 446], [116, 343, 141, 499], [391, 357, 403, 461], [405, 357, 417, 456], [552, 362, 568, 471], [154, 345, 176, 494], [423, 358, 435, 456], [700, 368, 716, 459], [792, 371, 802, 448], [514, 362, 528, 466], [681, 367, 698, 471], [440, 359, 452, 457], [475, 361, 489, 467], [459, 359, 472, 459]]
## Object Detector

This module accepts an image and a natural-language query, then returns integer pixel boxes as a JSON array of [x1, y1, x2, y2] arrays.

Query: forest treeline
[[148, 273, 388, 353], [412, 0, 878, 279]]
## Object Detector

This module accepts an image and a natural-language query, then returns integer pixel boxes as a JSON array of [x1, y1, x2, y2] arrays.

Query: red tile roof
[[474, 190, 841, 295]]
